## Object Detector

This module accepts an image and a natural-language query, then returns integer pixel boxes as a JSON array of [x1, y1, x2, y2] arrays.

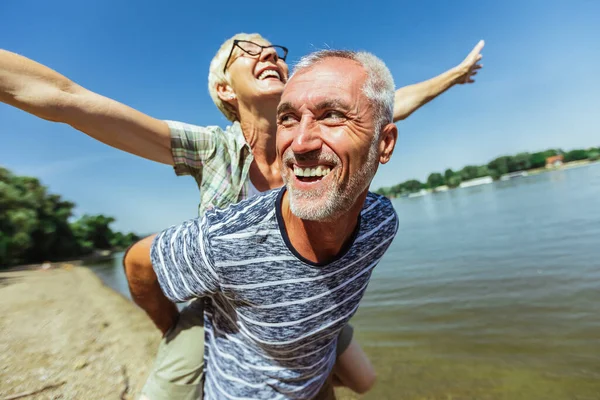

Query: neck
[[237, 96, 278, 159], [237, 96, 283, 190], [281, 190, 368, 264]]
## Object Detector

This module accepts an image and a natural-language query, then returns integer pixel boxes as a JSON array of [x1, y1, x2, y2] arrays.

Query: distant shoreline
[[388, 159, 600, 199]]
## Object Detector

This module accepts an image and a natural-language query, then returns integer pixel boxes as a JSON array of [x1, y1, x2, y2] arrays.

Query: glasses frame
[[222, 40, 288, 74]]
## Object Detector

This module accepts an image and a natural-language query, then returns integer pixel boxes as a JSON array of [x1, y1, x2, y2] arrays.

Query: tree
[[511, 152, 532, 172], [0, 167, 140, 268], [444, 169, 455, 182], [564, 149, 589, 162], [459, 165, 486, 181], [588, 150, 600, 161], [530, 149, 559, 169], [488, 156, 515, 177], [403, 180, 424, 193], [427, 173, 445, 189], [447, 174, 462, 188], [72, 214, 116, 250]]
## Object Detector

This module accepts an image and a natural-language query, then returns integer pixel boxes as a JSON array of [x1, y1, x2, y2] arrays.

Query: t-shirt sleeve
[[150, 216, 220, 302], [166, 120, 217, 180]]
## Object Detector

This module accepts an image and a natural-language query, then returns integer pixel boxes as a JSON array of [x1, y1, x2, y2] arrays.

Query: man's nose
[[291, 118, 322, 154]]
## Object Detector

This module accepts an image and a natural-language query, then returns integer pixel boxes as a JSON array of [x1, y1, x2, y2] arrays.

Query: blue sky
[[1, 0, 599, 233]]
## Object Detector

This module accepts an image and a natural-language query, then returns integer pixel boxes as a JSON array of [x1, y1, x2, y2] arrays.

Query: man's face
[[276, 58, 381, 221]]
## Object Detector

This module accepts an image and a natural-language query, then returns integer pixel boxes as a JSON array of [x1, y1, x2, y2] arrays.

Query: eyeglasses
[[223, 40, 288, 73]]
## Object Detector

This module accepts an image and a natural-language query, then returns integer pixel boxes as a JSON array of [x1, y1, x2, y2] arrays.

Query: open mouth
[[256, 68, 283, 82], [293, 165, 332, 183]]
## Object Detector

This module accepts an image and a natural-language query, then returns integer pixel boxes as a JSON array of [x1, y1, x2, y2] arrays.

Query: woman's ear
[[216, 83, 237, 103]]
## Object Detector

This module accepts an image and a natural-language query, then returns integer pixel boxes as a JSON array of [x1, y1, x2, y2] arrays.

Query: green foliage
[[564, 149, 589, 162], [376, 146, 596, 197], [427, 173, 445, 189], [530, 149, 559, 168], [487, 156, 513, 176], [447, 174, 462, 188], [444, 169, 455, 182], [511, 152, 532, 172], [0, 167, 140, 268]]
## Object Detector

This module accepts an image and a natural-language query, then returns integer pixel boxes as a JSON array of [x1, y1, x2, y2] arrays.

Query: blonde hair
[[208, 33, 269, 122]]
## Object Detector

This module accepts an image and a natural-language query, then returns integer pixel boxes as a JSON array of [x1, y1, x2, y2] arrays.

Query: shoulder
[[360, 192, 399, 234], [203, 188, 280, 236], [164, 120, 226, 137]]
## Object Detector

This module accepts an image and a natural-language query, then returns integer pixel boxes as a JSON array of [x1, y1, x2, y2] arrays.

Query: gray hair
[[291, 50, 395, 135]]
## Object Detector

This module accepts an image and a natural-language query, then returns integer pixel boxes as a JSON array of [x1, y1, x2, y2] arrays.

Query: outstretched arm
[[0, 49, 173, 164], [392, 40, 484, 122]]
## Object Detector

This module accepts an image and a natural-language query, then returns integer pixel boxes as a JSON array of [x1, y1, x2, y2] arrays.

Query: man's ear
[[378, 123, 398, 164], [216, 83, 237, 104]]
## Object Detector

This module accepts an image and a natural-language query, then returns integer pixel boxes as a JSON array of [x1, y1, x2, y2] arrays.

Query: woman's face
[[225, 39, 289, 104]]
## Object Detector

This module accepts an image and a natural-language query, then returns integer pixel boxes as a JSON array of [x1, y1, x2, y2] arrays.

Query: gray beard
[[285, 141, 380, 221]]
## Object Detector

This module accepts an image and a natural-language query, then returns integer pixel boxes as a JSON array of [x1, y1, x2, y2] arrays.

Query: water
[[88, 163, 600, 399]]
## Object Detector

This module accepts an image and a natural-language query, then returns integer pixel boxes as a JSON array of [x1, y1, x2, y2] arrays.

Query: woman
[[0, 34, 483, 399]]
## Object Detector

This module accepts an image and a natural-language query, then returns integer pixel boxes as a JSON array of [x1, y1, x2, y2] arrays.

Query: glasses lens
[[237, 41, 262, 55], [272, 46, 287, 60]]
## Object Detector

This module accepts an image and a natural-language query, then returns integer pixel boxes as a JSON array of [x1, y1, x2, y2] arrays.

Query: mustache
[[282, 149, 340, 166]]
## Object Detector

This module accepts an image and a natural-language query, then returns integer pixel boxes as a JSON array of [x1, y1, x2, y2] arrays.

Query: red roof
[[546, 155, 564, 164]]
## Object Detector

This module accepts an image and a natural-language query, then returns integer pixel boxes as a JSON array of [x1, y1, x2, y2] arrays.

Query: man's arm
[[123, 235, 179, 334], [124, 218, 220, 333], [0, 49, 173, 164], [392, 40, 484, 122]]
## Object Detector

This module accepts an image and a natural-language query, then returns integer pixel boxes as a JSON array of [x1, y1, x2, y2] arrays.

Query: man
[[124, 49, 399, 399]]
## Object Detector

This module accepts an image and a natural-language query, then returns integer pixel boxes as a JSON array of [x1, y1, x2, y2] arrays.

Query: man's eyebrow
[[277, 102, 295, 115], [314, 99, 351, 111]]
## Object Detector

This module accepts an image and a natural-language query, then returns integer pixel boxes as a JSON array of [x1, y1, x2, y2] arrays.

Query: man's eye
[[278, 114, 297, 126], [322, 111, 346, 122]]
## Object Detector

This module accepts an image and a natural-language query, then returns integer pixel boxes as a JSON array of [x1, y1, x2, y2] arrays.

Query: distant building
[[408, 189, 429, 198], [501, 171, 529, 181], [545, 155, 564, 169], [459, 176, 493, 188]]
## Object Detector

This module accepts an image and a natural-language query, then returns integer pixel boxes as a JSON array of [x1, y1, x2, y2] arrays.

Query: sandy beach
[[0, 266, 359, 400], [0, 266, 161, 399]]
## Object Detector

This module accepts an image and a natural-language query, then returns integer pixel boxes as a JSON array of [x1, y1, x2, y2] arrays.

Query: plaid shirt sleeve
[[166, 120, 219, 181]]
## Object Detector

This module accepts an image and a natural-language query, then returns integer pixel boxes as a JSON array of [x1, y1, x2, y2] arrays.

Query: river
[[88, 163, 600, 399]]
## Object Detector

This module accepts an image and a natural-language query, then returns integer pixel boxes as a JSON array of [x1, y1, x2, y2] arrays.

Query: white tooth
[[316, 166, 323, 176], [258, 70, 281, 80], [324, 168, 331, 176], [303, 167, 311, 176], [295, 167, 303, 177]]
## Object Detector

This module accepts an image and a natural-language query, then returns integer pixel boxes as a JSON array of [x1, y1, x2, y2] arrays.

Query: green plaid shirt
[[167, 120, 254, 216]]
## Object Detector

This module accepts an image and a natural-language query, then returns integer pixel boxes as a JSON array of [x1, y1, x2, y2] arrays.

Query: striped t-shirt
[[151, 188, 398, 399]]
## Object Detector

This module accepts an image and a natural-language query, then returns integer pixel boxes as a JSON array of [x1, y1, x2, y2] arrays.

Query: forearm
[[393, 66, 463, 122], [0, 49, 173, 164], [123, 236, 179, 334], [0, 49, 80, 122]]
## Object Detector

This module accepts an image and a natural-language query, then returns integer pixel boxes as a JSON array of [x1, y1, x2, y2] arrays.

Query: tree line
[[0, 167, 140, 268], [375, 146, 600, 197]]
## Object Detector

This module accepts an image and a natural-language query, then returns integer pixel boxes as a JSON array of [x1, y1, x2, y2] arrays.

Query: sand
[[0, 266, 358, 400], [0, 266, 161, 400]]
